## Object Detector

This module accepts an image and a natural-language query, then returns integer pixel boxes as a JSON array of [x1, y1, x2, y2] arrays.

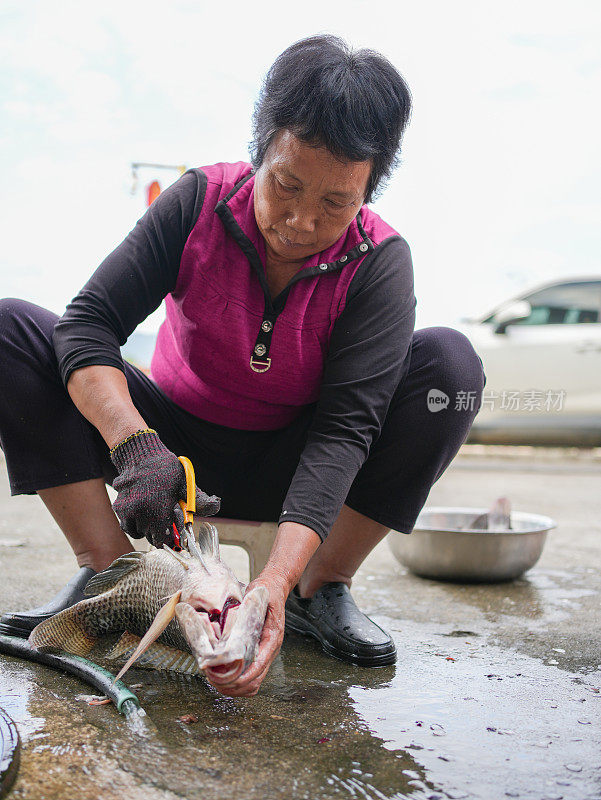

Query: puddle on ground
[[1, 618, 600, 800], [350, 618, 601, 800], [0, 643, 427, 800], [524, 570, 598, 613], [362, 563, 599, 625], [0, 662, 45, 741]]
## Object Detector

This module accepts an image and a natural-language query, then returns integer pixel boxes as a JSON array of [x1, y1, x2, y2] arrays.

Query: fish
[[468, 497, 512, 531], [28, 522, 268, 689]]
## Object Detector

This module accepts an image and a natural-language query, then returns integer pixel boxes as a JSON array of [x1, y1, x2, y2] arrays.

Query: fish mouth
[[204, 598, 245, 683], [203, 661, 245, 684], [176, 597, 245, 683], [188, 596, 241, 636], [176, 585, 268, 688]]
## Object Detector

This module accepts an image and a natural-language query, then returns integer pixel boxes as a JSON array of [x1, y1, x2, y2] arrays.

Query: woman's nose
[[286, 200, 317, 235]]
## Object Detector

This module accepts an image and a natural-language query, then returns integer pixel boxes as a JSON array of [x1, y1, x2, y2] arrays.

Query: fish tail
[[28, 603, 97, 656]]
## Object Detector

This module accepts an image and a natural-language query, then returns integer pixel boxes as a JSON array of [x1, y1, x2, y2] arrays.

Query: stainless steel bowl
[[387, 507, 556, 583]]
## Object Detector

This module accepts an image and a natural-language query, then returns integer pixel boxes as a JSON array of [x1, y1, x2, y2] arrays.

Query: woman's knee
[[0, 298, 60, 387], [0, 298, 56, 340], [414, 326, 486, 396], [0, 297, 34, 333]]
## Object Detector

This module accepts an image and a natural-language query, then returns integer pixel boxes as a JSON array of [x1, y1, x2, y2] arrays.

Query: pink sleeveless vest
[[150, 162, 398, 430]]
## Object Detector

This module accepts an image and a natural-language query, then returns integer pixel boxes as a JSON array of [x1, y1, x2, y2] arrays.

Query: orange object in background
[[146, 180, 161, 206]]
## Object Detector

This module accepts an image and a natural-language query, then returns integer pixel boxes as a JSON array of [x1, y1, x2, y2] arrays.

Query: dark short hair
[[250, 35, 412, 204]]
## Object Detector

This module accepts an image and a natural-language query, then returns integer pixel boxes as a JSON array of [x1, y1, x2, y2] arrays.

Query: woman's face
[[254, 130, 371, 265]]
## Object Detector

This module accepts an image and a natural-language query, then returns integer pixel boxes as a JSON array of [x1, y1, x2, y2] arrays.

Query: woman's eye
[[275, 178, 297, 194], [326, 198, 344, 209]]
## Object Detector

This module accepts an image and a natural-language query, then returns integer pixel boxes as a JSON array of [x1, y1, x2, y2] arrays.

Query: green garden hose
[[0, 634, 141, 715]]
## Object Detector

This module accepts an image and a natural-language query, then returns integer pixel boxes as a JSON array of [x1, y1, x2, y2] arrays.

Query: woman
[[0, 35, 485, 696]]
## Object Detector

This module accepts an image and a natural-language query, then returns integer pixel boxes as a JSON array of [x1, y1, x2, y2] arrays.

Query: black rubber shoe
[[0, 567, 96, 638], [285, 582, 397, 667]]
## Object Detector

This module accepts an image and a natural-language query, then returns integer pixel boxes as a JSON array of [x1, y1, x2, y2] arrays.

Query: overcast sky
[[1, 0, 600, 331]]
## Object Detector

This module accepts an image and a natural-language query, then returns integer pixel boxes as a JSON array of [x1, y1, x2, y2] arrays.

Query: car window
[[514, 281, 601, 325]]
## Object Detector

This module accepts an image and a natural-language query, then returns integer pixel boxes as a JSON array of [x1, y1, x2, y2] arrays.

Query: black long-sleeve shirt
[[53, 167, 416, 540]]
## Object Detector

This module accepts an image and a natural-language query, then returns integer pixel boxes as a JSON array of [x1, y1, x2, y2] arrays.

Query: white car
[[459, 277, 601, 446]]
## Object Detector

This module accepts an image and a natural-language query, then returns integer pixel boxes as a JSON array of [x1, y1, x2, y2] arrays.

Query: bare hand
[[205, 575, 287, 698]]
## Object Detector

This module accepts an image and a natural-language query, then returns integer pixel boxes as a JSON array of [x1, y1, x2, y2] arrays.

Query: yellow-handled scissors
[[171, 456, 196, 552]]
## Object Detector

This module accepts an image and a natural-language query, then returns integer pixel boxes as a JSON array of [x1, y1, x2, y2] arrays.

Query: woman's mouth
[[275, 231, 308, 250]]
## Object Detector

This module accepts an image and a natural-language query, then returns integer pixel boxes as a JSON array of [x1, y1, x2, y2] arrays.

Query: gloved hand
[[110, 429, 220, 548]]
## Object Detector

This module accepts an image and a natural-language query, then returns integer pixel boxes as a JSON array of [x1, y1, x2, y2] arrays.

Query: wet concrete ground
[[1, 446, 600, 800]]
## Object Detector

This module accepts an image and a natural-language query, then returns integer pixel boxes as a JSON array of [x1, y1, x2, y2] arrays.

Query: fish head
[[197, 585, 269, 686], [176, 581, 269, 686]]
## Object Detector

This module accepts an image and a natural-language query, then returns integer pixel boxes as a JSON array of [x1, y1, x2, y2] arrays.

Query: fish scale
[[69, 551, 190, 651]]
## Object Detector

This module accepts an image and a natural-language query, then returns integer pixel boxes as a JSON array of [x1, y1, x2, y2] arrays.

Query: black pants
[[0, 299, 485, 535]]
